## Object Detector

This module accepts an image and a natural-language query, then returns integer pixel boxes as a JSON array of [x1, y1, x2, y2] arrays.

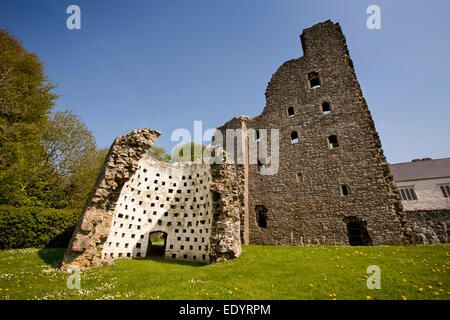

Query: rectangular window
[[440, 185, 450, 198], [308, 72, 321, 89], [340, 184, 350, 196], [291, 131, 299, 143], [399, 187, 418, 201], [255, 130, 260, 142], [321, 101, 332, 114], [328, 135, 339, 149], [287, 106, 295, 117]]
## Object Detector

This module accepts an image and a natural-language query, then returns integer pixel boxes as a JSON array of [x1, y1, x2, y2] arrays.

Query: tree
[[0, 28, 57, 206], [56, 146, 108, 209], [171, 142, 206, 162], [42, 110, 97, 177], [0, 29, 113, 209], [148, 145, 171, 162], [40, 110, 108, 209]]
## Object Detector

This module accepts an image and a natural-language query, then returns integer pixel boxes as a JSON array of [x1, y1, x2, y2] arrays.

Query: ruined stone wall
[[216, 117, 250, 245], [63, 129, 161, 268], [63, 129, 241, 268], [102, 157, 213, 263], [64, 21, 419, 269], [218, 20, 412, 246], [209, 159, 242, 261], [406, 210, 449, 244]]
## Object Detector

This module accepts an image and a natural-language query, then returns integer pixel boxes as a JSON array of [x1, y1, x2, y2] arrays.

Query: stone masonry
[[63, 130, 241, 268], [64, 20, 420, 268], [217, 20, 413, 246], [406, 210, 449, 244], [63, 128, 161, 268]]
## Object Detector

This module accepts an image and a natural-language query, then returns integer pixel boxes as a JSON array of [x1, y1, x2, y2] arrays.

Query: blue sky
[[1, 0, 449, 164]]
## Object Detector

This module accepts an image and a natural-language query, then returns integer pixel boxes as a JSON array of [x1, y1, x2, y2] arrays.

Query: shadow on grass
[[37, 248, 208, 269], [133, 257, 208, 268], [37, 248, 65, 268], [36, 228, 73, 268]]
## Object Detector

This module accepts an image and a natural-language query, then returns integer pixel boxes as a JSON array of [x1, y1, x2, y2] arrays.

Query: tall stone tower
[[218, 20, 412, 246]]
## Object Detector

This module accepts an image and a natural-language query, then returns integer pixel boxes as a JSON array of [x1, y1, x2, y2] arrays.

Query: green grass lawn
[[0, 245, 448, 300]]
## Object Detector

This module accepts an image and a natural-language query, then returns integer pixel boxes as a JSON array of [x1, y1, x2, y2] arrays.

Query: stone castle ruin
[[62, 129, 242, 267], [63, 21, 413, 268]]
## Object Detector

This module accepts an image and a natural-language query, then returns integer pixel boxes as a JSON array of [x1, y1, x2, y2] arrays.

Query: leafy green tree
[[0, 28, 57, 206], [42, 110, 97, 177], [0, 29, 114, 210], [55, 146, 108, 209], [171, 142, 206, 162], [148, 145, 171, 162], [41, 110, 108, 209]]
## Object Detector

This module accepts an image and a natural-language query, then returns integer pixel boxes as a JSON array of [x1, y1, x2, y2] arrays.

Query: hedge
[[0, 205, 80, 249]]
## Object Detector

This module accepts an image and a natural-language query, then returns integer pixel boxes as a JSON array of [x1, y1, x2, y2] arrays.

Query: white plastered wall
[[395, 177, 450, 211], [102, 156, 213, 263]]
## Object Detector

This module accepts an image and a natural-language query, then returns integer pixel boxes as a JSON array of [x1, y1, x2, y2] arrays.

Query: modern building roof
[[390, 158, 450, 182]]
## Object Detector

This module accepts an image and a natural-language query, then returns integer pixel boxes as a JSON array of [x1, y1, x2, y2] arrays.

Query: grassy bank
[[0, 245, 448, 300]]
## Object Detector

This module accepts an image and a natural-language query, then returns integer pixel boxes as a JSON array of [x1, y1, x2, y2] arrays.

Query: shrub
[[0, 205, 80, 249]]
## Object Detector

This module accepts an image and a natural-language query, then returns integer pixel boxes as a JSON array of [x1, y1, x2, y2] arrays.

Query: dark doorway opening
[[256, 205, 268, 228], [344, 218, 372, 246], [145, 231, 167, 258]]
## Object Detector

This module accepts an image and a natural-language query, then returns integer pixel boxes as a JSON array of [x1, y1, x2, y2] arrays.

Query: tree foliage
[[40, 110, 108, 209], [0, 29, 107, 210], [0, 28, 57, 206], [0, 205, 79, 249], [148, 145, 171, 162], [42, 110, 97, 177], [171, 142, 206, 162]]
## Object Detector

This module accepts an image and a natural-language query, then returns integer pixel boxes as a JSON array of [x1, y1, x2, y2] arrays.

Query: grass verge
[[0, 245, 448, 300]]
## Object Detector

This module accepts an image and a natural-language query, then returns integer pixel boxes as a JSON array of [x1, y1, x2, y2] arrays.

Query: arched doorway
[[145, 231, 167, 258], [344, 217, 372, 246]]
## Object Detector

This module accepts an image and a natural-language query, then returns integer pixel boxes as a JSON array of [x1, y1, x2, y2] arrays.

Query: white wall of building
[[102, 156, 213, 263], [396, 177, 450, 211]]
